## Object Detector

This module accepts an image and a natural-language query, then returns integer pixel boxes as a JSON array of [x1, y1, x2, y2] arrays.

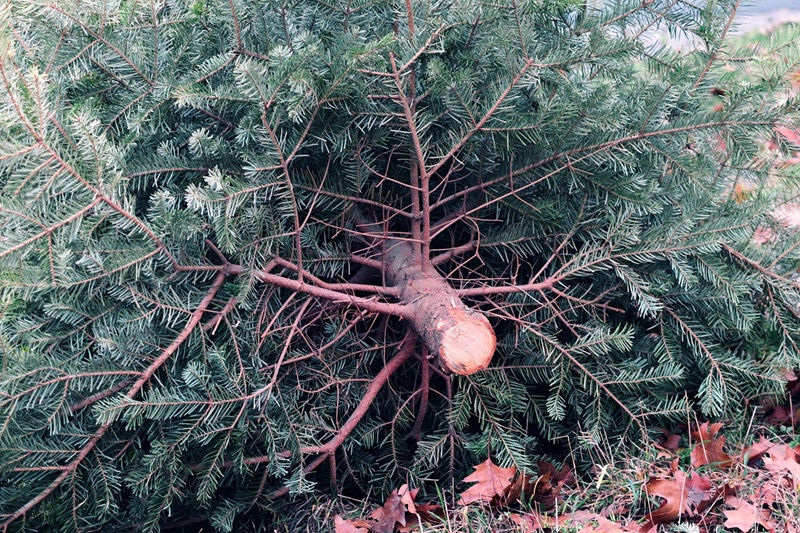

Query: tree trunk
[[382, 240, 496, 375]]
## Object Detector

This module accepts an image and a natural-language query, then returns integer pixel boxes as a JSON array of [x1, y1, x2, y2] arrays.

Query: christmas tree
[[1, 0, 799, 530]]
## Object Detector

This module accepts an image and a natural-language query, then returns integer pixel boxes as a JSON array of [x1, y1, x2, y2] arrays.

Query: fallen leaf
[[457, 458, 517, 505], [509, 512, 541, 532], [754, 478, 777, 507], [395, 484, 438, 532], [397, 484, 417, 514], [765, 404, 799, 426], [534, 461, 573, 508], [742, 436, 775, 463], [723, 496, 775, 533], [759, 443, 800, 488], [690, 422, 732, 469], [504, 470, 537, 506], [370, 490, 407, 533], [414, 501, 442, 522], [659, 428, 682, 451], [644, 470, 717, 525], [334, 515, 368, 533]]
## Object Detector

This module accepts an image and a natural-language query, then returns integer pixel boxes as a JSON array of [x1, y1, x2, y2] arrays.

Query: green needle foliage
[[0, 0, 799, 530]]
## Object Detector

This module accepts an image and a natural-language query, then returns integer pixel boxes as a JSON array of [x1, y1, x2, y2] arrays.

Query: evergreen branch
[[409, 349, 431, 441], [69, 377, 134, 414], [0, 272, 225, 531], [389, 52, 425, 258], [0, 197, 102, 259], [691, 0, 742, 93], [432, 120, 773, 212], [188, 332, 417, 493], [425, 58, 537, 181], [663, 306, 727, 389], [267, 331, 417, 499], [202, 296, 238, 334], [1, 369, 138, 409], [43, 5, 154, 86], [528, 328, 647, 435], [398, 23, 448, 73]]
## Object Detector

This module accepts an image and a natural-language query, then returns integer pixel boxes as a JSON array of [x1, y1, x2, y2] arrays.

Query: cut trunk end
[[436, 310, 496, 375]]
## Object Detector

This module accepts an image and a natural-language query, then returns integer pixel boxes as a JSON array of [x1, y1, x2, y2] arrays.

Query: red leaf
[[413, 501, 443, 522], [690, 422, 731, 469], [334, 515, 369, 533], [396, 484, 416, 514], [644, 470, 717, 525], [534, 461, 573, 508], [370, 488, 409, 533], [759, 443, 800, 488], [509, 512, 541, 532], [723, 496, 775, 533], [742, 436, 774, 463], [457, 458, 517, 505], [503, 470, 537, 506], [659, 428, 682, 451]]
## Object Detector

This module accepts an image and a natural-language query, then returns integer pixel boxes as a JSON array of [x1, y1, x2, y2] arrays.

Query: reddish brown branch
[[69, 378, 133, 414], [260, 339, 411, 498], [455, 277, 555, 297], [431, 240, 477, 267], [202, 296, 238, 334], [409, 348, 430, 441], [228, 263, 413, 318], [308, 332, 416, 455], [270, 256, 400, 297]]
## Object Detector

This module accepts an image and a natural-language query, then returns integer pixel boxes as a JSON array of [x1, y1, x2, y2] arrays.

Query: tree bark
[[382, 240, 496, 375]]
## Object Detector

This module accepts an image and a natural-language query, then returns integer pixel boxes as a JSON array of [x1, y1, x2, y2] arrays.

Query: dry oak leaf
[[397, 500, 444, 532], [394, 484, 444, 532], [397, 484, 416, 514], [504, 470, 538, 506], [658, 428, 682, 452], [534, 460, 573, 508], [334, 515, 369, 533], [765, 404, 799, 427], [509, 512, 542, 532], [742, 436, 775, 463], [743, 437, 800, 488], [690, 422, 732, 469], [723, 496, 776, 533], [644, 470, 717, 525], [370, 489, 407, 533], [458, 458, 517, 505], [759, 444, 800, 488]]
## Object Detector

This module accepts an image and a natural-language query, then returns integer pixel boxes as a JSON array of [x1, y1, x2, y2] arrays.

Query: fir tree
[[0, 0, 799, 530]]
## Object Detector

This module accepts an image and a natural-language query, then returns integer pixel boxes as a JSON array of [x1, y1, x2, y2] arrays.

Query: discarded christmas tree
[[1, 0, 799, 530]]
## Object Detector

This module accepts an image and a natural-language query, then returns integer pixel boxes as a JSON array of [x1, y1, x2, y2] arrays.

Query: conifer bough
[[1, 0, 800, 531]]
